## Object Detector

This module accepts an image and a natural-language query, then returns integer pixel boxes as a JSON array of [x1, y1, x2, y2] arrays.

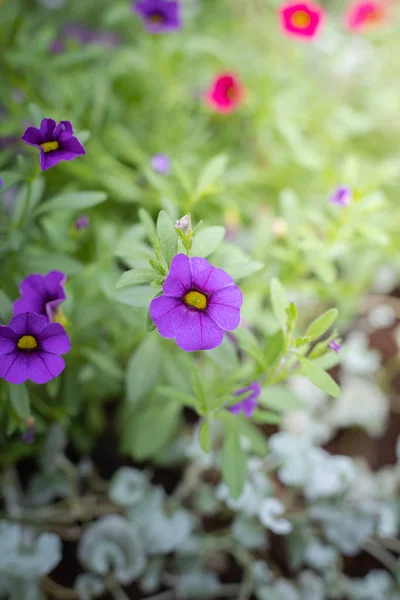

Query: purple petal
[[0, 353, 28, 384], [242, 397, 258, 418], [208, 285, 243, 330], [60, 136, 86, 158], [37, 323, 71, 355], [54, 121, 73, 142], [9, 312, 48, 336], [28, 352, 65, 384], [40, 118, 57, 140], [191, 258, 233, 293], [150, 296, 185, 338], [0, 326, 17, 355], [40, 150, 64, 172], [163, 254, 192, 297], [175, 310, 223, 351], [13, 274, 47, 317], [21, 127, 42, 147]]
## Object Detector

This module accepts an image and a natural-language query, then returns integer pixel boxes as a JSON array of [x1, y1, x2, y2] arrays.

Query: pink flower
[[279, 1, 325, 40], [345, 1, 388, 32], [204, 73, 244, 114]]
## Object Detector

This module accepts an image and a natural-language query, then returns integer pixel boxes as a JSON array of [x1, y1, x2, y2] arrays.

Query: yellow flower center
[[40, 141, 59, 153], [17, 335, 38, 350], [226, 85, 236, 100], [149, 12, 165, 23], [184, 291, 207, 310], [291, 10, 312, 28]]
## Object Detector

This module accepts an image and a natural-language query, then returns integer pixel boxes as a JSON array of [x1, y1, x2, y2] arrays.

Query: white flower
[[367, 304, 396, 330], [341, 331, 381, 376], [258, 498, 292, 535], [305, 450, 355, 500], [287, 376, 327, 410], [331, 376, 389, 437]]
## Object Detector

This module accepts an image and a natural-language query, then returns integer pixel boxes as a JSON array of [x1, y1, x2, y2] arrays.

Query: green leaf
[[34, 191, 107, 216], [264, 329, 284, 367], [28, 103, 43, 127], [116, 286, 155, 308], [311, 261, 337, 285], [126, 337, 161, 404], [157, 386, 200, 411], [139, 208, 157, 243], [145, 308, 156, 332], [24, 254, 83, 275], [195, 154, 228, 200], [192, 370, 207, 413], [270, 278, 288, 330], [233, 328, 266, 368], [190, 226, 225, 258], [298, 357, 340, 398], [198, 420, 211, 453], [236, 418, 268, 456], [0, 171, 23, 190], [116, 268, 155, 289], [82, 349, 124, 381], [305, 309, 338, 340], [125, 396, 181, 460], [252, 410, 282, 425], [220, 423, 246, 499], [0, 289, 12, 323], [156, 210, 178, 266], [9, 384, 30, 420], [286, 302, 297, 330], [258, 386, 304, 413]]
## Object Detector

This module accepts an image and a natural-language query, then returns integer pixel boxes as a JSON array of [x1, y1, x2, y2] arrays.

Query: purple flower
[[0, 312, 70, 384], [50, 40, 65, 53], [150, 254, 243, 352], [228, 382, 261, 418], [21, 118, 86, 172], [151, 153, 170, 174], [75, 215, 90, 231], [328, 339, 341, 354], [21, 418, 36, 444], [133, 0, 181, 33], [13, 271, 66, 322], [329, 186, 351, 207]]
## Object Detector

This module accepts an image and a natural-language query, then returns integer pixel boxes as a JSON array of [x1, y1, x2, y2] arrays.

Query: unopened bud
[[175, 214, 192, 233]]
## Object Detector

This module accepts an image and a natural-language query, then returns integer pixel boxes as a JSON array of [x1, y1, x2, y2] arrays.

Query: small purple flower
[[0, 312, 70, 385], [328, 339, 341, 354], [329, 186, 351, 207], [150, 254, 243, 352], [13, 271, 66, 322], [21, 118, 86, 172], [21, 418, 36, 444], [228, 382, 261, 418], [151, 153, 170, 174], [49, 40, 66, 53], [75, 215, 90, 231], [133, 0, 181, 33]]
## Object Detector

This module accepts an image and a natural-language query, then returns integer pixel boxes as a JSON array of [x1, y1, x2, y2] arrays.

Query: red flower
[[204, 73, 244, 114], [280, 1, 325, 40]]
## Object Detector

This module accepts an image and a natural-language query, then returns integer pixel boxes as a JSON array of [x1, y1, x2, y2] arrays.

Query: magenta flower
[[280, 1, 325, 40], [151, 153, 170, 174], [329, 186, 352, 207], [13, 271, 66, 322], [345, 1, 387, 31], [133, 0, 181, 33], [75, 215, 90, 231], [0, 313, 70, 385], [150, 254, 243, 351], [228, 382, 261, 418], [204, 73, 245, 114], [329, 339, 341, 354], [21, 118, 85, 172]]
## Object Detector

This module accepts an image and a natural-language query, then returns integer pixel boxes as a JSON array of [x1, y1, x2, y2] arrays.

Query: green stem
[[106, 577, 130, 600]]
